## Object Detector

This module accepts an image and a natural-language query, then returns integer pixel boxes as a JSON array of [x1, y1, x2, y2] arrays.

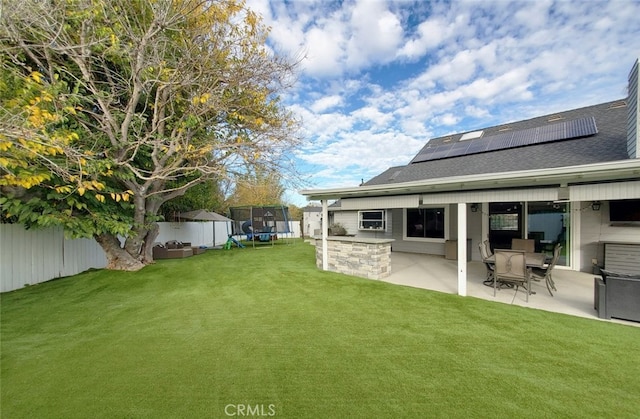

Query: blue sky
[[245, 0, 640, 206]]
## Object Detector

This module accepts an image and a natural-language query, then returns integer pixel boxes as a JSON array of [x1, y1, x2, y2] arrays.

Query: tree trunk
[[95, 233, 145, 271], [124, 193, 148, 258], [140, 223, 159, 264]]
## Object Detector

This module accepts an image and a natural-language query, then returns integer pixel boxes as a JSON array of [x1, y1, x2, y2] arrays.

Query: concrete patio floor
[[383, 252, 639, 327]]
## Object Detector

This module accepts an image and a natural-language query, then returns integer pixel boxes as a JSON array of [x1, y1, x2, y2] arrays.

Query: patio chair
[[479, 241, 495, 285], [494, 249, 531, 302], [512, 238, 535, 253], [531, 244, 562, 296]]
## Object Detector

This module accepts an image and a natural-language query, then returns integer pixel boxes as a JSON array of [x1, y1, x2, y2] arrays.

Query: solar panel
[[429, 144, 453, 160], [409, 116, 598, 164], [510, 127, 536, 147], [465, 138, 490, 153], [410, 146, 437, 163], [450, 141, 472, 151], [445, 141, 471, 157], [445, 148, 467, 158], [537, 123, 565, 143], [565, 116, 597, 138], [485, 132, 513, 150]]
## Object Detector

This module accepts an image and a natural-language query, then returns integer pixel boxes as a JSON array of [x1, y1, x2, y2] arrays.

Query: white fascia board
[[299, 159, 640, 201]]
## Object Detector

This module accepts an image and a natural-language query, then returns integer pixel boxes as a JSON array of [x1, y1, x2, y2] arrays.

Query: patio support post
[[457, 202, 468, 296], [322, 199, 329, 271]]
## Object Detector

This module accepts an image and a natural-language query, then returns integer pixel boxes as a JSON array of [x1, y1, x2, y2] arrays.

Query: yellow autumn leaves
[[55, 181, 133, 203], [191, 93, 211, 105], [0, 71, 128, 203]]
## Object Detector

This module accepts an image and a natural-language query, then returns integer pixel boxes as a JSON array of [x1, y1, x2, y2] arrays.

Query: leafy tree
[[226, 169, 286, 208], [287, 204, 302, 221], [0, 0, 300, 270], [159, 179, 224, 221]]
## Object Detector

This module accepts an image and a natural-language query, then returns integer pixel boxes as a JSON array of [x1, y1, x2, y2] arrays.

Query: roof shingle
[[364, 100, 630, 186]]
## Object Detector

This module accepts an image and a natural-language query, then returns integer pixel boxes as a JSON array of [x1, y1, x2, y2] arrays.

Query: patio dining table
[[485, 252, 546, 268], [484, 251, 547, 295]]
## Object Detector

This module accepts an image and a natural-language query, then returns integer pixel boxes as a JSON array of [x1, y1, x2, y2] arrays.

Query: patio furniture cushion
[[165, 240, 184, 249]]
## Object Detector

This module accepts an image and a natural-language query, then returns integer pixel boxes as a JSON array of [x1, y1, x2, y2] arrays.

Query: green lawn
[[2, 240, 639, 418]]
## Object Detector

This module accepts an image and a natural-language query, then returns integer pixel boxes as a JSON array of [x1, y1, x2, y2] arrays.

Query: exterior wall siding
[[467, 207, 483, 261], [579, 201, 640, 272], [341, 195, 420, 210], [570, 181, 640, 201], [331, 210, 393, 239], [627, 58, 639, 158], [332, 211, 359, 235], [420, 188, 558, 204]]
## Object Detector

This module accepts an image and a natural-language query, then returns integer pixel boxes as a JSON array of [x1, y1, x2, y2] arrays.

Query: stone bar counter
[[314, 236, 394, 280]]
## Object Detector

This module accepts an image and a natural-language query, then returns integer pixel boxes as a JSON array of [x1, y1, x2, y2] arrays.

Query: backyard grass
[[2, 240, 639, 418]]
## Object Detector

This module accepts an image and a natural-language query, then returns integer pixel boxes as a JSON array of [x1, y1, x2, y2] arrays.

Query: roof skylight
[[459, 130, 483, 141]]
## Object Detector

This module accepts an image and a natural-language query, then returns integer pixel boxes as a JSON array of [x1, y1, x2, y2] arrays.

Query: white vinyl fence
[[0, 224, 107, 293], [0, 220, 300, 293], [155, 220, 233, 248]]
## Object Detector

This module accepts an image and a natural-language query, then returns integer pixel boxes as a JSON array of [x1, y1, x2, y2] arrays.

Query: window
[[358, 210, 386, 231], [406, 208, 445, 239]]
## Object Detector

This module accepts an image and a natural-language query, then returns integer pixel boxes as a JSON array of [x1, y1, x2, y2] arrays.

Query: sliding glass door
[[488, 202, 523, 251], [527, 202, 569, 267]]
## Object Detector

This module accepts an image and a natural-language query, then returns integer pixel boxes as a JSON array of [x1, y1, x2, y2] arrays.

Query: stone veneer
[[315, 236, 394, 280]]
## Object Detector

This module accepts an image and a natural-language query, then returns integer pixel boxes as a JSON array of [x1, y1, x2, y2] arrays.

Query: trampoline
[[229, 205, 293, 247]]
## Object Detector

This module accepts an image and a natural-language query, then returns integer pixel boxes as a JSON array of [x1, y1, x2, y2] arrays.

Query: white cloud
[[351, 106, 394, 129], [513, 0, 552, 29], [399, 118, 431, 138], [303, 23, 347, 77], [246, 0, 640, 201], [345, 0, 404, 68], [436, 113, 460, 126], [461, 67, 533, 102], [310, 95, 344, 113], [289, 104, 354, 147], [464, 105, 491, 119], [298, 128, 424, 180], [397, 14, 465, 60]]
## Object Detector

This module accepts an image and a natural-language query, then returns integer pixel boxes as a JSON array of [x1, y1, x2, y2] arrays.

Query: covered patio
[[382, 251, 639, 327]]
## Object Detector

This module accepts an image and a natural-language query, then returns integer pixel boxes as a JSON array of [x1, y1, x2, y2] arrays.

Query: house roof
[[300, 99, 640, 201], [364, 100, 630, 186]]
